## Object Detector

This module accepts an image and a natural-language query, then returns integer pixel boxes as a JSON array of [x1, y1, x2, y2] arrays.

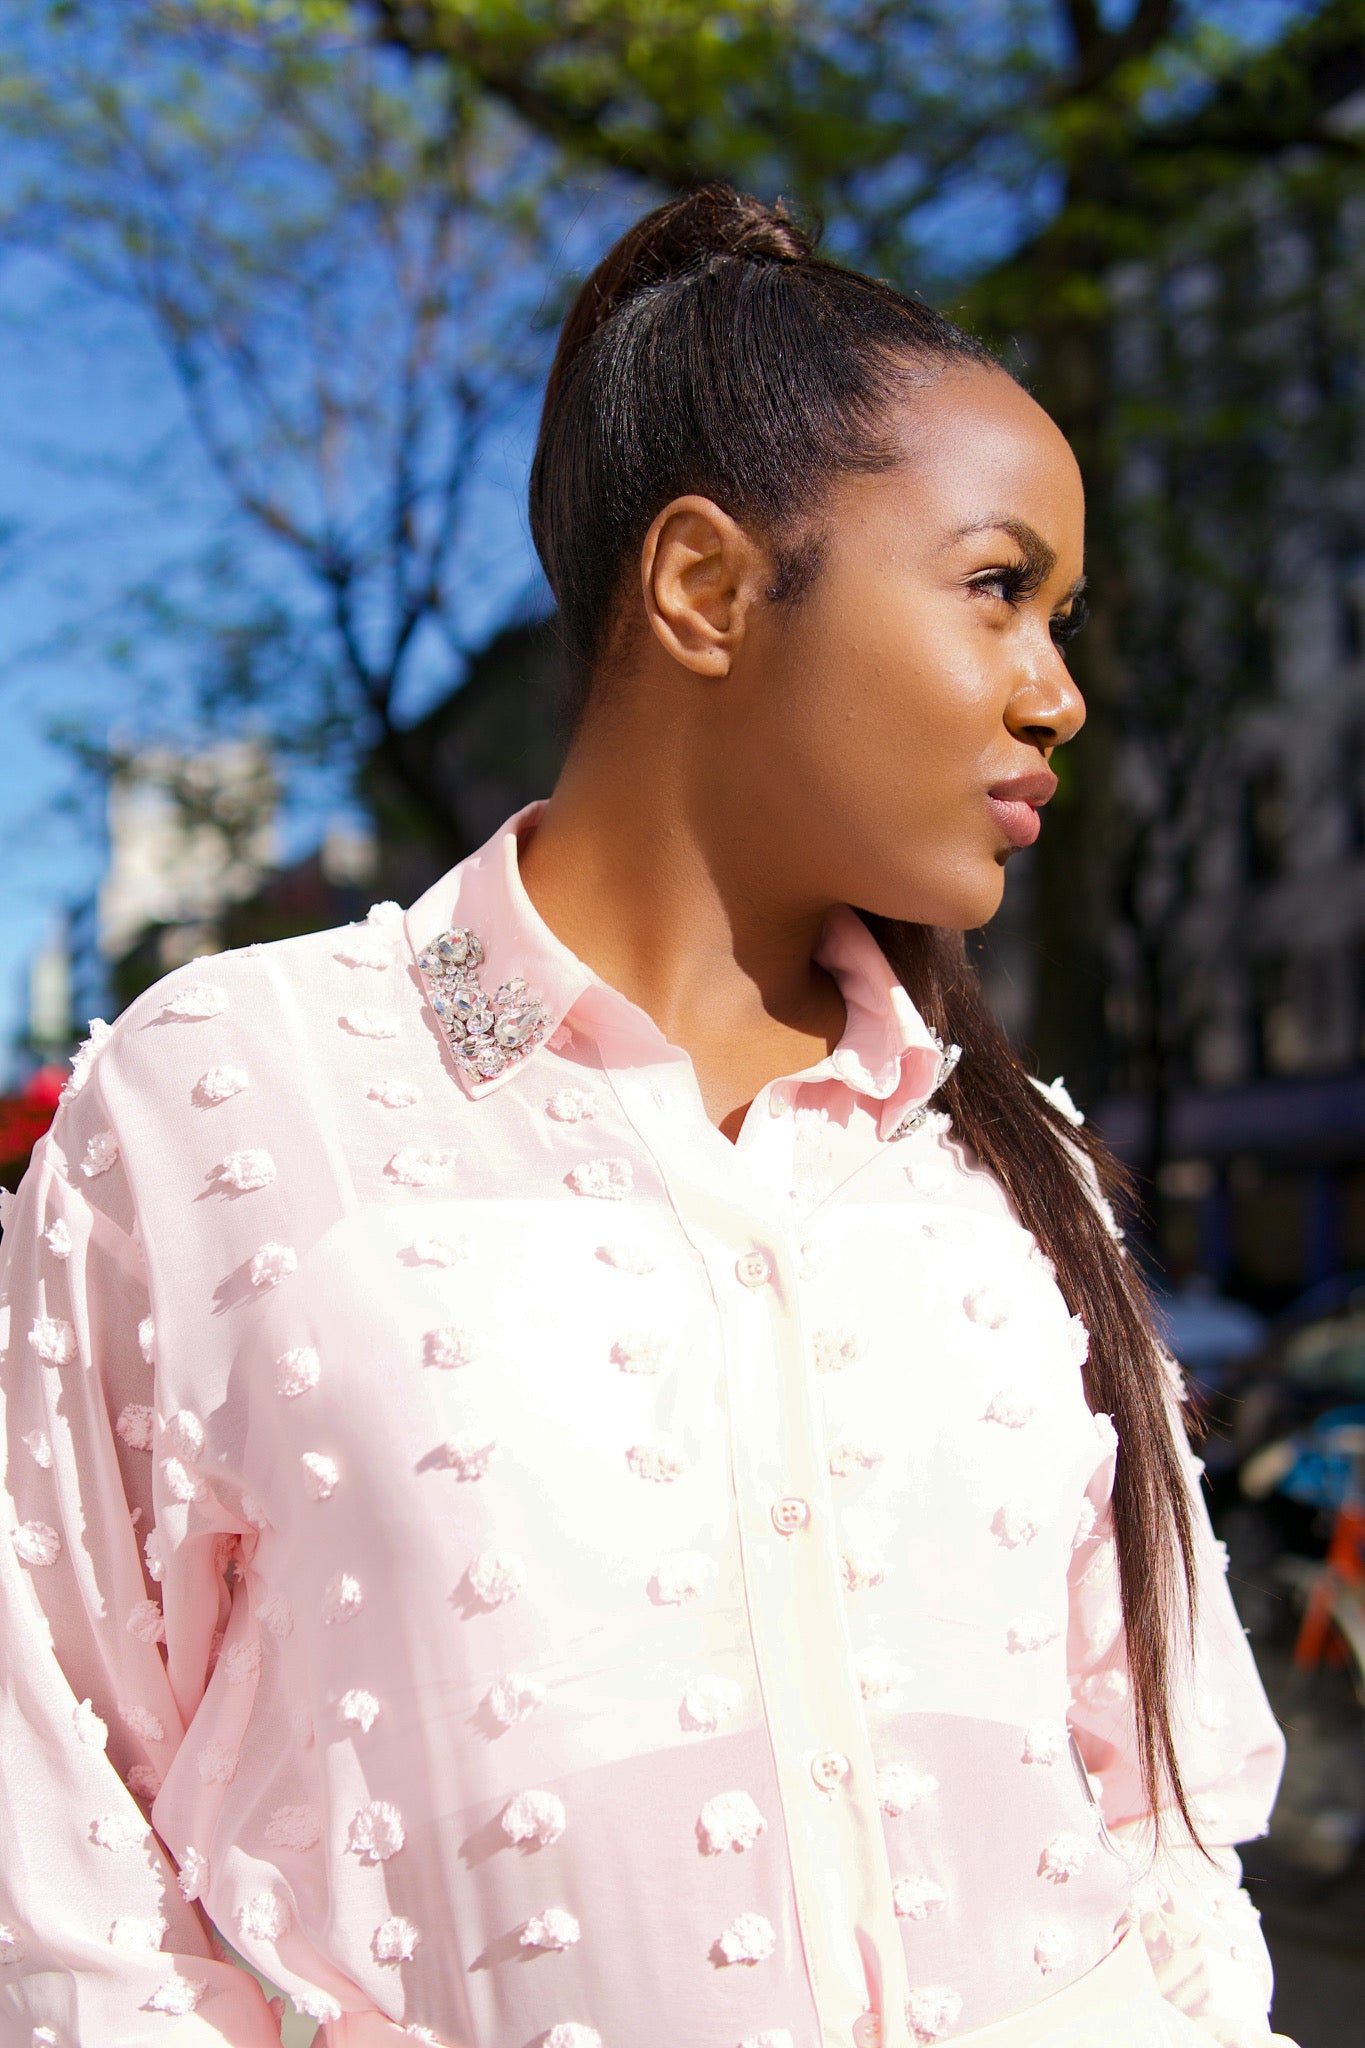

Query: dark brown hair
[[529, 183, 1198, 1834]]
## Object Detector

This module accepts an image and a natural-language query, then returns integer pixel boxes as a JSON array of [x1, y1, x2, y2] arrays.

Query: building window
[[1241, 762, 1286, 885]]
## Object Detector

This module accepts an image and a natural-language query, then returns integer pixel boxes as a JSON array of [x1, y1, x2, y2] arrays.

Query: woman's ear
[[640, 495, 770, 676]]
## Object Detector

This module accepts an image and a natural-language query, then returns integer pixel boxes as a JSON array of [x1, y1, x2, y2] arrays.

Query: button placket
[[704, 1221, 912, 2048]]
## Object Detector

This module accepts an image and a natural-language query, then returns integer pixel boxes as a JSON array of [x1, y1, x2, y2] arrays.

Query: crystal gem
[[415, 924, 548, 1086], [495, 1005, 539, 1049]]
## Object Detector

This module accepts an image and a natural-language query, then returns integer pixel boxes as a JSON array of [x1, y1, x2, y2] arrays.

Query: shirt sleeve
[[1065, 1369, 1292, 2048], [0, 1081, 283, 2044]]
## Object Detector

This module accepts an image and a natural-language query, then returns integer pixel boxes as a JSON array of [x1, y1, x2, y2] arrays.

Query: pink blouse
[[0, 800, 1286, 2048]]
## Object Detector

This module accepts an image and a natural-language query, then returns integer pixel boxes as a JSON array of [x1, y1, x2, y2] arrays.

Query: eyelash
[[969, 563, 1088, 649]]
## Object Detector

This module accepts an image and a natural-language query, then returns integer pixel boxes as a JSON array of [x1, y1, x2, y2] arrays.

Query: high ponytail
[[529, 184, 1200, 1838]]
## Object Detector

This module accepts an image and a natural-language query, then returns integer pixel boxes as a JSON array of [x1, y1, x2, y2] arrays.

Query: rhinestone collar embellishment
[[888, 1035, 963, 1140], [416, 926, 551, 1083]]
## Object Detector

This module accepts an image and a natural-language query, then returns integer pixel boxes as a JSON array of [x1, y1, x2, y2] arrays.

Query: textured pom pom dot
[[117, 1403, 154, 1450], [595, 1239, 656, 1273], [877, 1765, 939, 1817], [716, 1912, 776, 1965], [501, 1788, 566, 1848], [386, 1146, 456, 1187], [855, 1648, 906, 1707], [18, 1427, 50, 1471], [840, 1545, 887, 1592], [520, 1908, 580, 1951], [1006, 1610, 1061, 1654], [339, 1008, 400, 1039], [161, 1456, 207, 1504], [222, 1638, 261, 1685], [964, 1286, 1011, 1329], [162, 982, 228, 1021], [0, 1924, 23, 1965], [565, 1157, 633, 1200], [164, 1409, 205, 1461], [1034, 1924, 1076, 1975], [828, 1440, 884, 1477], [44, 1218, 73, 1261], [322, 1572, 364, 1624], [73, 1698, 108, 1747], [91, 1811, 147, 1852], [1038, 1831, 1093, 1882], [487, 1673, 546, 1727], [347, 1800, 405, 1863], [12, 1520, 61, 1567], [698, 1791, 766, 1854], [424, 1325, 475, 1370], [126, 1599, 166, 1643], [680, 1673, 741, 1731], [742, 2034, 795, 2048], [1021, 1720, 1068, 1766], [905, 1986, 963, 2043], [812, 1329, 862, 1373], [249, 1242, 297, 1290], [649, 1551, 715, 1605], [336, 931, 394, 970], [611, 1331, 668, 1373], [194, 1065, 249, 1105], [442, 1435, 497, 1480], [196, 1740, 238, 1785], [301, 1451, 340, 1501], [1093, 1411, 1119, 1456], [126, 1763, 162, 1799], [275, 1346, 321, 1397], [177, 1847, 209, 1901], [467, 1548, 526, 1607], [984, 1387, 1035, 1428], [264, 1804, 322, 1852], [218, 1148, 277, 1192], [29, 1315, 76, 1366], [373, 1915, 421, 1963], [338, 1687, 380, 1732], [142, 1973, 209, 2014], [893, 1876, 947, 1921], [545, 2027, 601, 2048], [368, 1077, 421, 1107], [992, 1500, 1041, 1549], [236, 1890, 291, 1942], [545, 1088, 597, 1122], [626, 1439, 686, 1483], [258, 1592, 294, 1636]]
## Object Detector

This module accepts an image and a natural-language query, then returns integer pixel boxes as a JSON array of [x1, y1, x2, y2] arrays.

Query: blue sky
[[0, 249, 543, 1088]]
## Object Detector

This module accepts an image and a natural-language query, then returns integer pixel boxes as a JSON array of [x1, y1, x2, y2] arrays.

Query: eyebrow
[[942, 517, 1087, 602]]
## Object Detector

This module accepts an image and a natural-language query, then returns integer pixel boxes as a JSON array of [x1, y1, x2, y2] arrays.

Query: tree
[[0, 2, 595, 863], [344, 0, 1365, 1139]]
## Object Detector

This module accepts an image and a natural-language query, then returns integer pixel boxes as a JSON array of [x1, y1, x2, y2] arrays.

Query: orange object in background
[[1292, 1495, 1365, 1671]]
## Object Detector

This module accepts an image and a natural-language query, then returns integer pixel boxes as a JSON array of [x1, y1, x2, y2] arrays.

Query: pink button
[[735, 1250, 772, 1289], [852, 2013, 882, 2048], [771, 1496, 810, 1535], [809, 1748, 850, 1792]]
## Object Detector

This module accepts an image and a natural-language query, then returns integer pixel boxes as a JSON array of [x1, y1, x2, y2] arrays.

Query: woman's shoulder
[[63, 903, 412, 1138]]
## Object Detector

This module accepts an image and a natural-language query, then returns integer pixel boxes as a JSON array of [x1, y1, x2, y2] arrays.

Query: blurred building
[[98, 741, 278, 1004], [1081, 187, 1365, 1309]]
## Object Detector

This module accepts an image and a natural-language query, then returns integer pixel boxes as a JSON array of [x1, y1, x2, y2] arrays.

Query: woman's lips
[[985, 770, 1056, 850], [987, 793, 1042, 847]]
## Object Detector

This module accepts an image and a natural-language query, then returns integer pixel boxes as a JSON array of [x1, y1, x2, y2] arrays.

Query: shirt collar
[[403, 801, 958, 1133]]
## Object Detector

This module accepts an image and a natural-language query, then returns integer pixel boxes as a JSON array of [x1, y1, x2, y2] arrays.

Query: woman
[[0, 187, 1290, 2048]]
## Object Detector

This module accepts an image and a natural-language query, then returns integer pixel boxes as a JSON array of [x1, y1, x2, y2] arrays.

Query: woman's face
[[717, 363, 1088, 931]]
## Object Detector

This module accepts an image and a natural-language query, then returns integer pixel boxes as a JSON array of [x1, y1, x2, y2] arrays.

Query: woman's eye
[[971, 565, 1030, 605], [1051, 596, 1089, 647]]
